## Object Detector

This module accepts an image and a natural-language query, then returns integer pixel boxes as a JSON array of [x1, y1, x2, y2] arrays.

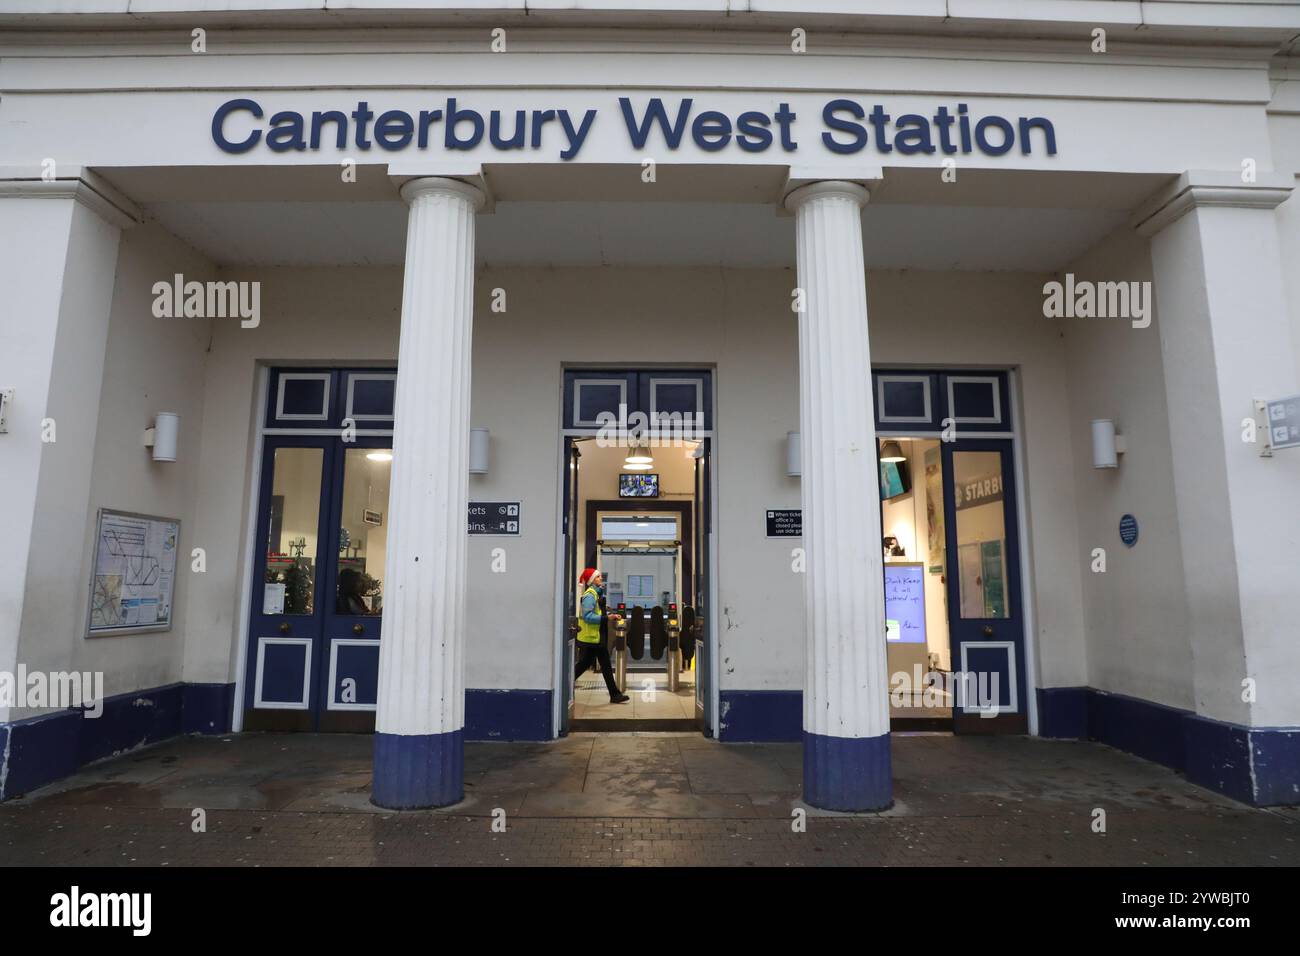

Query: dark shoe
[[609, 693, 630, 704]]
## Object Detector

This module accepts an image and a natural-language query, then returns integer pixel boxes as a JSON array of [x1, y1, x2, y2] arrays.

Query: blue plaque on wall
[[1119, 513, 1139, 547]]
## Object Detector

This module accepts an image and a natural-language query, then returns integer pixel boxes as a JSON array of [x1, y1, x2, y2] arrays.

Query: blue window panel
[[574, 381, 627, 426], [650, 381, 701, 417], [949, 377, 1002, 423], [883, 380, 926, 417], [331, 641, 380, 708], [346, 374, 396, 421], [278, 374, 330, 419], [877, 375, 936, 425], [258, 640, 310, 707]]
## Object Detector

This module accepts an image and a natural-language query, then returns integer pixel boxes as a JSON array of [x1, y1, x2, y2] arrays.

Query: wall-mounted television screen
[[880, 460, 912, 500], [619, 473, 660, 498]]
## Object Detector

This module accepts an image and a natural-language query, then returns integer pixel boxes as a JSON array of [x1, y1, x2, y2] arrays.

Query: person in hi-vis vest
[[575, 568, 630, 703]]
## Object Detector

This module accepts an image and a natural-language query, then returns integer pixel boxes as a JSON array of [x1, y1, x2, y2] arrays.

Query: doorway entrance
[[558, 368, 714, 735], [875, 370, 1028, 734], [242, 367, 396, 732]]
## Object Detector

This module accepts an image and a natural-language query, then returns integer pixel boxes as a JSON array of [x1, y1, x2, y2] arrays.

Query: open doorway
[[561, 437, 710, 733]]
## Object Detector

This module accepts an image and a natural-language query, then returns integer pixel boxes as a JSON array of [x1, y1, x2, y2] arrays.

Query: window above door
[[872, 369, 1011, 434], [563, 369, 712, 432]]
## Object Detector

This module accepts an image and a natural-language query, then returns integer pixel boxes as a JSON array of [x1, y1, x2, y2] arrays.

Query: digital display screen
[[880, 460, 911, 500], [619, 473, 660, 497]]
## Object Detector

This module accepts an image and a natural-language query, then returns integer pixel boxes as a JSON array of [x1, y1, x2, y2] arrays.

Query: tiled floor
[[2, 731, 1297, 866], [574, 669, 695, 719]]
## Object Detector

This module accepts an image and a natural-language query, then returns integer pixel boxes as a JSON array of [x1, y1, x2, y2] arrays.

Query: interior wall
[[14, 222, 215, 715], [880, 438, 950, 672], [1058, 226, 1194, 709]]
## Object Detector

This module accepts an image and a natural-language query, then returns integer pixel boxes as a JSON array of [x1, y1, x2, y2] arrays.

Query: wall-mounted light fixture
[[469, 426, 490, 475], [1091, 419, 1127, 469], [786, 431, 801, 477], [143, 412, 180, 463]]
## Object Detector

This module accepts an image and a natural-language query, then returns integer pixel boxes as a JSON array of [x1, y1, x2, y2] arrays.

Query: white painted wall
[[9, 220, 215, 718], [1057, 226, 1194, 710]]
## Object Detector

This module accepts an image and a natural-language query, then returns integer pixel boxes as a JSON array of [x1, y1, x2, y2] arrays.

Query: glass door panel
[[246, 441, 331, 731], [319, 444, 391, 732]]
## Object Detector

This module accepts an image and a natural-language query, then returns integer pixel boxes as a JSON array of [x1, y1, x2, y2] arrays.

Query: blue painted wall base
[[803, 731, 893, 811], [465, 689, 551, 741], [718, 690, 802, 742], [1038, 686, 1300, 807], [372, 728, 464, 809], [0, 681, 235, 801]]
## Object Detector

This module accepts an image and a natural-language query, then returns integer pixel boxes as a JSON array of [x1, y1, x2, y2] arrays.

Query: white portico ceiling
[[142, 199, 1126, 272]]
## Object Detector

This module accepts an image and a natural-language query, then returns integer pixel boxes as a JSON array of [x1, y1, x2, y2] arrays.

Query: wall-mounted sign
[[765, 509, 802, 537], [468, 501, 520, 535], [211, 97, 1058, 161], [955, 473, 1003, 511], [1266, 394, 1300, 450], [86, 509, 180, 636], [1119, 513, 1139, 547]]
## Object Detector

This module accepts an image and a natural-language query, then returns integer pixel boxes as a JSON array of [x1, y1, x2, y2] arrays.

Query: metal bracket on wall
[[1254, 399, 1273, 459]]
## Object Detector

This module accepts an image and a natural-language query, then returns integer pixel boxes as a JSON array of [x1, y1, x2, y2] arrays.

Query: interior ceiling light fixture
[[879, 440, 906, 463]]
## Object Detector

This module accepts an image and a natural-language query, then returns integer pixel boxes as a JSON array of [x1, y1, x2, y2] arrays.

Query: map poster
[[87, 509, 180, 636]]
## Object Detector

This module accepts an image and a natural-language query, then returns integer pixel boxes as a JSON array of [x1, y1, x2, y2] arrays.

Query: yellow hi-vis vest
[[577, 586, 602, 644]]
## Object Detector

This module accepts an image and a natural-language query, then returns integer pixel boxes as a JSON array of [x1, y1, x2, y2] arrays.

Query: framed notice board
[[86, 509, 181, 637]]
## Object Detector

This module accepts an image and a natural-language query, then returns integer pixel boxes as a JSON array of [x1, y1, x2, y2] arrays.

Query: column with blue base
[[785, 180, 893, 812], [373, 177, 484, 809]]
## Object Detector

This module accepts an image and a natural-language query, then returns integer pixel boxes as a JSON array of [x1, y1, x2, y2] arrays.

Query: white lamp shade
[[152, 412, 180, 463], [786, 431, 801, 477], [1091, 419, 1118, 469], [469, 426, 490, 475]]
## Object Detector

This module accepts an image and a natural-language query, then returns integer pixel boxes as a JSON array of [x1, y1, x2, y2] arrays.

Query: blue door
[[317, 438, 390, 732], [940, 438, 1028, 733], [244, 436, 391, 731], [244, 437, 335, 731]]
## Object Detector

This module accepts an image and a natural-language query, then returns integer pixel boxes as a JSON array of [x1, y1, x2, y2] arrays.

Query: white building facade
[[2, 1, 1299, 810]]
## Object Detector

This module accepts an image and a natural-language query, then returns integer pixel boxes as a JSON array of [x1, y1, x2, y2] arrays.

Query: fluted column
[[785, 180, 892, 811], [373, 177, 483, 809]]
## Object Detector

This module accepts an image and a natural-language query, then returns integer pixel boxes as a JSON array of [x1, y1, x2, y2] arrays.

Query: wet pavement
[[1, 731, 1297, 866]]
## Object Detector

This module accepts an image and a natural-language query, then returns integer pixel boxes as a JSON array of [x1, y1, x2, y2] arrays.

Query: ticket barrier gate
[[604, 602, 695, 696], [610, 606, 629, 693], [665, 605, 681, 692]]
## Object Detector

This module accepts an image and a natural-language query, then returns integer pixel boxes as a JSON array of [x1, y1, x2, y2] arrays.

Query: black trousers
[[575, 642, 621, 699]]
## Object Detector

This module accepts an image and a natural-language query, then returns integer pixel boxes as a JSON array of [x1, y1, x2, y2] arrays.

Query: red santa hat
[[579, 567, 598, 587]]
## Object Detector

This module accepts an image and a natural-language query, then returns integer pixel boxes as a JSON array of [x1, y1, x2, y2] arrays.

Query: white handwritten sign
[[884, 563, 927, 645]]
